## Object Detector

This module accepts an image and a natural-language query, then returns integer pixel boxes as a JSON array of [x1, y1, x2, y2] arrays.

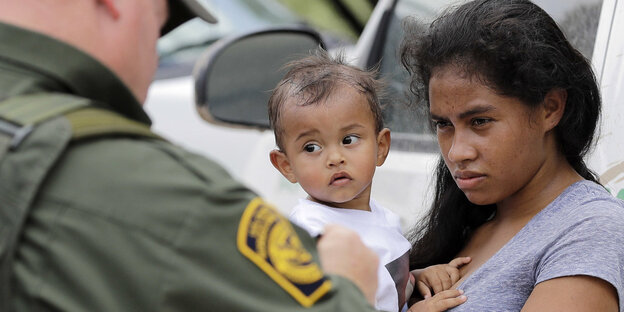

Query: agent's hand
[[408, 289, 467, 312], [317, 224, 379, 306], [413, 256, 471, 298]]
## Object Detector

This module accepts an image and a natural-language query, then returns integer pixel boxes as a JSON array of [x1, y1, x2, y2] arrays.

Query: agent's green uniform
[[0, 22, 379, 311]]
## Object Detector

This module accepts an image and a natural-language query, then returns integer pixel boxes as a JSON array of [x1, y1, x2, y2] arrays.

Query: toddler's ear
[[376, 128, 391, 166], [97, 0, 121, 19], [270, 150, 297, 183]]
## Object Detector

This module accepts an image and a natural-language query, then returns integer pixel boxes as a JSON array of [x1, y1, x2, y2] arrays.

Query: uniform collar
[[0, 22, 151, 125]]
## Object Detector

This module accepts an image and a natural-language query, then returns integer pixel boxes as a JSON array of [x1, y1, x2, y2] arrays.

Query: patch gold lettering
[[237, 198, 331, 307]]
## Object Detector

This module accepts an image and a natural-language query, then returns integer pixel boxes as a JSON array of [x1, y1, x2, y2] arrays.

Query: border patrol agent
[[0, 0, 382, 310]]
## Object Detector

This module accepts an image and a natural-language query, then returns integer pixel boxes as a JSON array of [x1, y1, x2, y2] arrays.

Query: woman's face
[[429, 67, 552, 206]]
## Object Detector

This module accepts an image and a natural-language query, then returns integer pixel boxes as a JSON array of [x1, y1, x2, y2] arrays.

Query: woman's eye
[[342, 135, 359, 145], [303, 144, 321, 153], [432, 120, 451, 129], [472, 118, 491, 127]]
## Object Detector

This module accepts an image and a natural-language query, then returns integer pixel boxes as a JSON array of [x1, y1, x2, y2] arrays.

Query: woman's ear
[[542, 88, 567, 131], [376, 128, 391, 166], [269, 150, 298, 183]]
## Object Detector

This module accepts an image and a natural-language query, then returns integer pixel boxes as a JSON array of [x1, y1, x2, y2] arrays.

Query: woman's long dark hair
[[400, 0, 601, 269]]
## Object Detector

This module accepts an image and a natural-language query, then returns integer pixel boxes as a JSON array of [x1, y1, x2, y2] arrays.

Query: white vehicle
[[146, 0, 621, 229], [588, 0, 624, 200]]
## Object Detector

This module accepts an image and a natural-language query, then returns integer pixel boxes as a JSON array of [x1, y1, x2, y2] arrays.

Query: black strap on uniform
[[0, 93, 161, 310]]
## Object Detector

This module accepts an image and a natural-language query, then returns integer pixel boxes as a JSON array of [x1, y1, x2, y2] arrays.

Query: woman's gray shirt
[[449, 180, 624, 312]]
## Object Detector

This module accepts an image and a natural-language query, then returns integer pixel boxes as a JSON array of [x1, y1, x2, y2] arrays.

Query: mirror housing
[[193, 28, 325, 129]]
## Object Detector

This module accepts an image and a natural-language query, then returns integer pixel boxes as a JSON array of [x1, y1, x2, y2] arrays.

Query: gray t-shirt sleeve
[[536, 202, 624, 308]]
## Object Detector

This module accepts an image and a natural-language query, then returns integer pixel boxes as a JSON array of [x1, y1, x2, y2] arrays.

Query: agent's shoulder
[[66, 137, 234, 184], [38, 137, 256, 243], [45, 137, 253, 213]]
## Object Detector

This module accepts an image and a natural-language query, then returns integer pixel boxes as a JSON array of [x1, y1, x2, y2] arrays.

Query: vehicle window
[[156, 0, 301, 79], [379, 0, 603, 150], [378, 0, 451, 146], [156, 0, 373, 80]]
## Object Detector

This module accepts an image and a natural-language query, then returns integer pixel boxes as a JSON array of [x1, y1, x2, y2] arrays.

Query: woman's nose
[[446, 132, 477, 165]]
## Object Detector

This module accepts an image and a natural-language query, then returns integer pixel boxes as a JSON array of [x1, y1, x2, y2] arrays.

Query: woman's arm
[[522, 275, 618, 311]]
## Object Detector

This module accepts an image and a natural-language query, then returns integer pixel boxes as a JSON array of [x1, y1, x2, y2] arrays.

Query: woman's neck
[[494, 156, 583, 223]]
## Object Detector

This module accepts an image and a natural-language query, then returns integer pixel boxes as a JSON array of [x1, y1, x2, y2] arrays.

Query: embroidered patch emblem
[[237, 197, 331, 307]]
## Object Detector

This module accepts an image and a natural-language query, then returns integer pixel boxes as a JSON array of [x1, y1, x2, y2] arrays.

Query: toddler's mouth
[[330, 172, 352, 185]]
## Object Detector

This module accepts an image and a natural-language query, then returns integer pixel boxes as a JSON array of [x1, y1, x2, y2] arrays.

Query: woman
[[401, 0, 624, 310]]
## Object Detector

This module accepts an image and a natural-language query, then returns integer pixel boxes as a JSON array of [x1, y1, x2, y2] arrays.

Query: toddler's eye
[[342, 135, 359, 145], [304, 144, 321, 153]]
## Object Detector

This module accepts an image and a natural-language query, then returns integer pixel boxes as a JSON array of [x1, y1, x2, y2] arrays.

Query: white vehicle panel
[[589, 0, 624, 199]]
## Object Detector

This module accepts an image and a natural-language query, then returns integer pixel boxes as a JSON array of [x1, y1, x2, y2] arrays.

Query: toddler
[[268, 49, 467, 311]]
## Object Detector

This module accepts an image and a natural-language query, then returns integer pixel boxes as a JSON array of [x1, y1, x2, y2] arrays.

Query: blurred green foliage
[[276, 0, 375, 41]]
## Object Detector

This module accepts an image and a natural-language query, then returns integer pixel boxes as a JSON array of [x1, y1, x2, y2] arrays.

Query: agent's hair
[[400, 0, 601, 269], [268, 48, 384, 151]]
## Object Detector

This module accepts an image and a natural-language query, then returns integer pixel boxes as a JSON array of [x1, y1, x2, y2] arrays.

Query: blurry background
[[147, 0, 605, 229], [157, 0, 376, 80]]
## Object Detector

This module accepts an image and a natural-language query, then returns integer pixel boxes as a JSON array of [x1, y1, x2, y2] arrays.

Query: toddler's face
[[273, 85, 389, 210]]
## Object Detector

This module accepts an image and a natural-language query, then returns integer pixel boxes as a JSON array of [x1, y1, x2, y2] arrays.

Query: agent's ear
[[375, 128, 391, 166], [270, 150, 298, 183], [98, 0, 120, 19], [542, 88, 567, 132]]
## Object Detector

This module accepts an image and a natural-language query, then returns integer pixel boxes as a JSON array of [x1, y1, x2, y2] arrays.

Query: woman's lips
[[454, 171, 486, 189]]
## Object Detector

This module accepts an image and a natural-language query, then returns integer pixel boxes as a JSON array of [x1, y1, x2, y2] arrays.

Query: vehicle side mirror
[[194, 28, 325, 129]]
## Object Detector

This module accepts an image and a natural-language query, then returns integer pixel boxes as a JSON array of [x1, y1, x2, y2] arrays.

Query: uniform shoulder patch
[[237, 197, 332, 307]]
